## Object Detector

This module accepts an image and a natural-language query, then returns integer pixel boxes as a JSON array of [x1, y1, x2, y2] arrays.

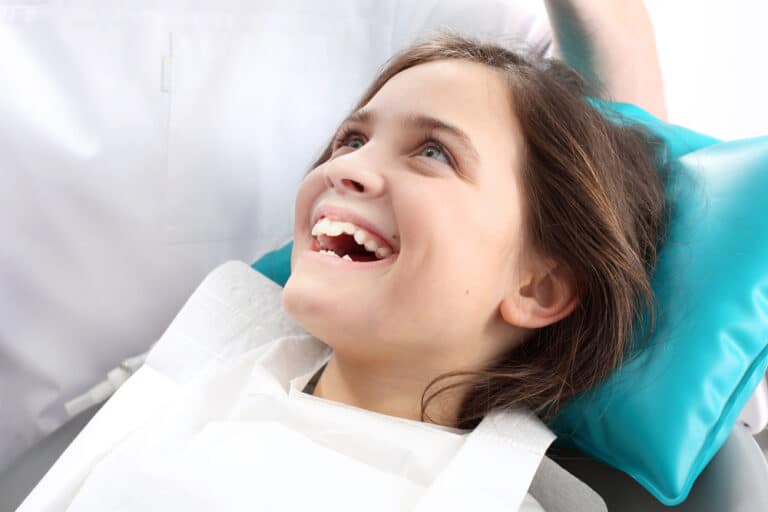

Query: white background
[[646, 0, 768, 140]]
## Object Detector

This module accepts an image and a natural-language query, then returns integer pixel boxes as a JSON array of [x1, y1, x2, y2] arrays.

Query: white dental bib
[[19, 262, 555, 511]]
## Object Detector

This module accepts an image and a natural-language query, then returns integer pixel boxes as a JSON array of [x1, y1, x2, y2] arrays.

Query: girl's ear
[[500, 260, 579, 329]]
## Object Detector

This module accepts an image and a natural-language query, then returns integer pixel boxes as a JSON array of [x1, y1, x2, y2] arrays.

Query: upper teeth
[[311, 217, 393, 259]]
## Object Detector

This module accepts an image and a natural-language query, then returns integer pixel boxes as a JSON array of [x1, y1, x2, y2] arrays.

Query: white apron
[[18, 262, 555, 511]]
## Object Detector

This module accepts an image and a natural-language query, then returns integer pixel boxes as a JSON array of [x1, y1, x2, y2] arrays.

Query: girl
[[20, 33, 666, 512], [285, 34, 666, 431]]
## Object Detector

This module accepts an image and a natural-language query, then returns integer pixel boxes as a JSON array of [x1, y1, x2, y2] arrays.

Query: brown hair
[[312, 33, 668, 430]]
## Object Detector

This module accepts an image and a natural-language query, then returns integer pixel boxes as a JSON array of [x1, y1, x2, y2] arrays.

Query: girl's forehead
[[365, 60, 524, 164], [371, 60, 511, 114]]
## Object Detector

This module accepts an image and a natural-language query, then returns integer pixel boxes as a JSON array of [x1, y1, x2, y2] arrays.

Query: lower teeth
[[319, 249, 352, 261]]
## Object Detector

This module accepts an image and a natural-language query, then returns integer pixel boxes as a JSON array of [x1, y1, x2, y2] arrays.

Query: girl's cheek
[[304, 169, 327, 194], [296, 172, 323, 213]]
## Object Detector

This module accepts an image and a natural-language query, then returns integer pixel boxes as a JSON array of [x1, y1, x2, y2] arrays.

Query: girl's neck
[[310, 353, 463, 428]]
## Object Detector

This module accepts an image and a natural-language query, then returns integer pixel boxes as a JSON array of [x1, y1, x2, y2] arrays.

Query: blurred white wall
[[646, 0, 768, 140]]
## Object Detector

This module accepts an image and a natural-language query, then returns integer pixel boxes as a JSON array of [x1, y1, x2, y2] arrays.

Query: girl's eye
[[333, 128, 366, 151], [345, 136, 365, 149], [419, 143, 450, 164]]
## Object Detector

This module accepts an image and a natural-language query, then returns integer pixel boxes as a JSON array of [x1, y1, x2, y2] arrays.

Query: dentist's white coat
[[18, 262, 555, 511]]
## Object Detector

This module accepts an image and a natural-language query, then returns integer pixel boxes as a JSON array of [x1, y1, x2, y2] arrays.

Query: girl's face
[[284, 59, 531, 371]]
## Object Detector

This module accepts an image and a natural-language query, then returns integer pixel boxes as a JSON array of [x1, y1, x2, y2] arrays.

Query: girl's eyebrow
[[342, 108, 481, 165]]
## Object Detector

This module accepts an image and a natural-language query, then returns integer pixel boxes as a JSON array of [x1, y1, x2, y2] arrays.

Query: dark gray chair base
[[551, 423, 768, 511]]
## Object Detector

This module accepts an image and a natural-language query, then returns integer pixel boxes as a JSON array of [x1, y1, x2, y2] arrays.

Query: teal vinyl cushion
[[551, 133, 768, 505], [252, 105, 768, 505], [251, 241, 293, 288]]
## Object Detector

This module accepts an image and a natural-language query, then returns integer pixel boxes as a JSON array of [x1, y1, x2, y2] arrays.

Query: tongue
[[319, 234, 378, 261], [348, 253, 378, 262]]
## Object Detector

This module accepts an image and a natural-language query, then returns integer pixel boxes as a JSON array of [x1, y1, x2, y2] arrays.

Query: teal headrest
[[552, 133, 768, 504], [252, 106, 768, 505]]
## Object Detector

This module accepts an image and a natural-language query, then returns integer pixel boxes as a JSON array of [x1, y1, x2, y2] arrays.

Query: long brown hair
[[312, 33, 668, 430]]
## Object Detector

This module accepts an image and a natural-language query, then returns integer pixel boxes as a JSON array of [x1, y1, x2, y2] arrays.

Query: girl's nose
[[323, 162, 385, 198]]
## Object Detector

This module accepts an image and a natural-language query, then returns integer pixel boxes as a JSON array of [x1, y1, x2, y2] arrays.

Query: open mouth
[[310, 217, 397, 262]]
